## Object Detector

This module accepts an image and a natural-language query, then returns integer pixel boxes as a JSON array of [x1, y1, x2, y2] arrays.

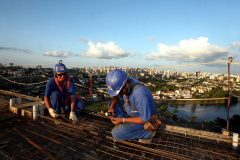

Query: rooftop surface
[[0, 91, 240, 160]]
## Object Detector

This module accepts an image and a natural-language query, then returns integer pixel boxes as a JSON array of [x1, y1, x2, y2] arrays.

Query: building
[[196, 70, 201, 78]]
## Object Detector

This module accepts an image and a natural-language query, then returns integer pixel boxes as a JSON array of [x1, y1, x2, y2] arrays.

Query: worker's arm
[[70, 95, 76, 112], [44, 96, 52, 110], [108, 96, 120, 117], [111, 116, 147, 125], [44, 96, 59, 118], [69, 95, 78, 123]]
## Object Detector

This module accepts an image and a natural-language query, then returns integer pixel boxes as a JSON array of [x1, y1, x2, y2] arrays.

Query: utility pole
[[227, 57, 233, 132]]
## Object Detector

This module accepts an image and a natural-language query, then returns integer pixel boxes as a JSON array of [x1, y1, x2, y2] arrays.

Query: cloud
[[148, 37, 157, 41], [44, 50, 78, 57], [79, 38, 88, 43], [0, 47, 31, 53], [145, 37, 230, 62], [81, 41, 136, 59], [230, 42, 240, 51]]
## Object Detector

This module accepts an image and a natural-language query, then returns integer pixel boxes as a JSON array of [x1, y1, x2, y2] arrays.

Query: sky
[[0, 0, 240, 74]]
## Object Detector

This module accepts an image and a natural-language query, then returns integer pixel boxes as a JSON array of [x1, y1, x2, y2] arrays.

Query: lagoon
[[167, 102, 240, 122]]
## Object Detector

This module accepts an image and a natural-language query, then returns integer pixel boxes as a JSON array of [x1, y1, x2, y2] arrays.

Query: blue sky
[[0, 0, 240, 74]]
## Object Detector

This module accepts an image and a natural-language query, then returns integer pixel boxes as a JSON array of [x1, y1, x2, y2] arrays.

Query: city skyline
[[2, 64, 240, 77], [0, 0, 240, 74]]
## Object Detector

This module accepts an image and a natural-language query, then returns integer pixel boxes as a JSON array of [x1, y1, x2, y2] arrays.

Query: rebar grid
[[162, 131, 239, 158], [1, 115, 184, 160], [30, 120, 171, 160], [80, 112, 240, 159], [1, 104, 239, 160], [152, 132, 238, 160]]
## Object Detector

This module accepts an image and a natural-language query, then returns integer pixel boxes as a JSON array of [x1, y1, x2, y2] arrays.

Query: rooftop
[[0, 90, 239, 160]]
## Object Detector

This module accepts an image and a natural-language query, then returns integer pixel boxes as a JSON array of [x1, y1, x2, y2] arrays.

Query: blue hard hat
[[106, 69, 128, 96], [54, 62, 67, 77], [54, 63, 67, 73]]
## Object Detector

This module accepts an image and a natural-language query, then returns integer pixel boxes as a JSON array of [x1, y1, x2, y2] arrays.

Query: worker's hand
[[69, 111, 78, 123], [111, 117, 123, 125], [107, 107, 115, 117], [48, 108, 59, 118]]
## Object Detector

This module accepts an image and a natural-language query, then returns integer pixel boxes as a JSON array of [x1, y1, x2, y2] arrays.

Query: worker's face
[[119, 82, 128, 95], [56, 71, 67, 82]]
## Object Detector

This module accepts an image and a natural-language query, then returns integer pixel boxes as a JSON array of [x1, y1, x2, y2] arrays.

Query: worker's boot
[[61, 104, 67, 118], [139, 130, 156, 144]]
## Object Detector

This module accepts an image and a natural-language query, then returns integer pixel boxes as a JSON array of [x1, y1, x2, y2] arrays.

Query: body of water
[[167, 102, 240, 122]]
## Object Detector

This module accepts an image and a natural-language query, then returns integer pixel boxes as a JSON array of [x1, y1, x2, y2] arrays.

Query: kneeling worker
[[44, 61, 85, 123], [106, 69, 161, 143]]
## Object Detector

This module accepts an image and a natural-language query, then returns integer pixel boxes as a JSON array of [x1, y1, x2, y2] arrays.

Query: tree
[[209, 119, 213, 124], [214, 117, 227, 127], [229, 114, 240, 127], [172, 109, 178, 114], [189, 116, 197, 122]]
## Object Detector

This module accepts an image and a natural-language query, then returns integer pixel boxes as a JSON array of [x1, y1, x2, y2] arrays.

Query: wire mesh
[[0, 93, 239, 160]]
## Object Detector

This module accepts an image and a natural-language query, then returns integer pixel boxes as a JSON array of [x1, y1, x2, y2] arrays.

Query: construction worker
[[44, 61, 85, 123], [106, 69, 160, 143]]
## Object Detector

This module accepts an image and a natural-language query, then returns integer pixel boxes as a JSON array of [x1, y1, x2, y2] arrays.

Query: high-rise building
[[37, 65, 42, 69], [196, 70, 201, 78]]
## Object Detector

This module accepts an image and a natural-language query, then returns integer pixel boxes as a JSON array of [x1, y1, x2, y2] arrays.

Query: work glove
[[48, 108, 59, 118], [69, 111, 78, 123]]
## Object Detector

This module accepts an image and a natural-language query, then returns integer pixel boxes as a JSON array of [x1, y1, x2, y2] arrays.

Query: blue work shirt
[[45, 75, 76, 98], [118, 77, 157, 122]]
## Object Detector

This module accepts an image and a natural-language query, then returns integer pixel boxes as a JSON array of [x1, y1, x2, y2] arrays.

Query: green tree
[[214, 117, 227, 127], [209, 119, 213, 124], [172, 109, 178, 114], [229, 114, 240, 127], [190, 116, 197, 122]]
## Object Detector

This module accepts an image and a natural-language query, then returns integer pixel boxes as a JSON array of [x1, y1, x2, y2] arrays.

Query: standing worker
[[44, 60, 85, 123], [106, 69, 160, 143]]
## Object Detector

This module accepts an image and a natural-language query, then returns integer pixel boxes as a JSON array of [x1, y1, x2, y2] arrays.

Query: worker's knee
[[112, 126, 125, 140], [75, 98, 85, 111], [111, 124, 129, 140]]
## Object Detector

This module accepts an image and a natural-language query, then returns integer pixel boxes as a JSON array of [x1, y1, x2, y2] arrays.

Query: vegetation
[[207, 87, 228, 98], [189, 116, 198, 122], [214, 117, 227, 127], [172, 109, 178, 114], [85, 102, 108, 112]]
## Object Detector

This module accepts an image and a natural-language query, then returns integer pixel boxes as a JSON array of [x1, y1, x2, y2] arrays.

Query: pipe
[[16, 97, 21, 105], [10, 98, 15, 106], [233, 133, 239, 149], [33, 105, 38, 120], [39, 104, 44, 115]]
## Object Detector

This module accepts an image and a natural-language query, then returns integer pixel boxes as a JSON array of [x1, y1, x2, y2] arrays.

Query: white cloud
[[81, 41, 136, 59], [148, 37, 156, 41], [230, 42, 240, 50], [44, 50, 77, 57], [145, 37, 230, 62]]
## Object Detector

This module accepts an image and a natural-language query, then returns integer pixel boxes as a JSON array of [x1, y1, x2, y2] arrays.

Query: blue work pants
[[109, 100, 152, 140], [50, 91, 85, 114]]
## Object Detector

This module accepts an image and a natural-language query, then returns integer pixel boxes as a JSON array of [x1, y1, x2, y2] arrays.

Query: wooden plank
[[21, 107, 33, 119], [158, 124, 233, 143], [0, 89, 41, 101], [21, 105, 48, 119], [10, 101, 44, 114]]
